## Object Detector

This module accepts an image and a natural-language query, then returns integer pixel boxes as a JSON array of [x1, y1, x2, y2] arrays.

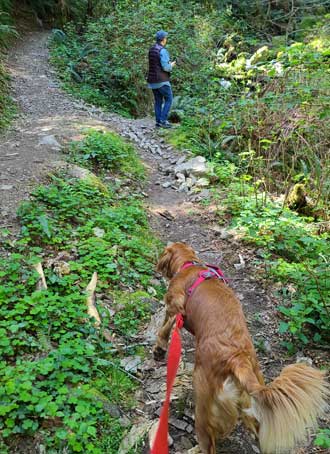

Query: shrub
[[68, 129, 145, 177]]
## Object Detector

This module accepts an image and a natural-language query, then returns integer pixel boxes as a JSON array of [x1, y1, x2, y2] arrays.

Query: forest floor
[[1, 30, 329, 454]]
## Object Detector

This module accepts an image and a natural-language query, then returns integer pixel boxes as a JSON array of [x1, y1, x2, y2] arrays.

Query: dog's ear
[[156, 246, 174, 278]]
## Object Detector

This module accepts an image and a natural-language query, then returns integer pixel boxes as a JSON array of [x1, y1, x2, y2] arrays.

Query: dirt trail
[[1, 31, 326, 454]]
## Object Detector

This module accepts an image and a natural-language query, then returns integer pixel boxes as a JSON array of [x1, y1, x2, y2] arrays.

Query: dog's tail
[[234, 361, 329, 454]]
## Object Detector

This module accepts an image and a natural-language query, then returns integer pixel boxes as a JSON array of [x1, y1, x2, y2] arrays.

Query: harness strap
[[182, 262, 228, 297], [180, 260, 202, 271], [187, 270, 217, 295]]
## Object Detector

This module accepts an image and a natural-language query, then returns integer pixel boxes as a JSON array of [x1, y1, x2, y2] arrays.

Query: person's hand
[[171, 60, 177, 67]]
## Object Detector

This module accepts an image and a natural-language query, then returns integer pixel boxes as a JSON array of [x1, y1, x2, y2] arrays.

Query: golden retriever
[[153, 242, 329, 454]]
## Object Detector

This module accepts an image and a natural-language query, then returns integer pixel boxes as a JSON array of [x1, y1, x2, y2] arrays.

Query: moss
[[287, 184, 307, 211]]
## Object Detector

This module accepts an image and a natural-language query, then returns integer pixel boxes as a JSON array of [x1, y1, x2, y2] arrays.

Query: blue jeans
[[152, 84, 173, 124]]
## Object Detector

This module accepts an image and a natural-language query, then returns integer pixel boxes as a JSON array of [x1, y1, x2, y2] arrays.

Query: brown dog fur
[[154, 243, 329, 454]]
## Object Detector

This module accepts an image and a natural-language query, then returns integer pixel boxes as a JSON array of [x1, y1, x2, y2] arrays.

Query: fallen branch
[[86, 272, 101, 326], [34, 262, 48, 290], [85, 272, 113, 342]]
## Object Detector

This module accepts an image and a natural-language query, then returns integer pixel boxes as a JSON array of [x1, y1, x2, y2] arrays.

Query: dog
[[153, 242, 329, 454]]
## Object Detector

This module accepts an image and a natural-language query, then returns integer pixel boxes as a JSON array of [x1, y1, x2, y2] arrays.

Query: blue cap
[[156, 30, 168, 42]]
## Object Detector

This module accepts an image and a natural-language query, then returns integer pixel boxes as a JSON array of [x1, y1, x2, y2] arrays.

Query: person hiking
[[147, 30, 176, 128]]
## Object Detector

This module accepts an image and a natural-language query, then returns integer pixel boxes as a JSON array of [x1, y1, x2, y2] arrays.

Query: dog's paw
[[153, 344, 167, 361]]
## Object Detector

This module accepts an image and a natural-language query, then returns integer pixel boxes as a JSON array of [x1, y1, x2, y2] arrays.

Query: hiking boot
[[155, 122, 161, 128], [160, 121, 173, 129]]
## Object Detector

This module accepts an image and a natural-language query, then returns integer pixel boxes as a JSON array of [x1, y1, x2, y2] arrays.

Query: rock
[[191, 189, 210, 201], [176, 172, 186, 183], [38, 134, 61, 149], [188, 174, 197, 185], [199, 189, 210, 198], [174, 156, 208, 177], [178, 182, 190, 193], [234, 254, 246, 270], [127, 132, 138, 141], [119, 416, 131, 427], [51, 161, 108, 194], [146, 381, 166, 394], [139, 359, 156, 372], [176, 156, 186, 166], [120, 356, 142, 373], [149, 421, 173, 449], [0, 185, 13, 190], [212, 226, 231, 240], [158, 163, 171, 174], [179, 436, 194, 450], [162, 181, 172, 188], [185, 177, 194, 189], [169, 417, 188, 431], [296, 355, 313, 367], [93, 227, 105, 238], [188, 447, 202, 454], [150, 278, 161, 287], [183, 408, 194, 420], [106, 403, 121, 418], [263, 340, 272, 354], [147, 286, 157, 296], [195, 177, 209, 188]]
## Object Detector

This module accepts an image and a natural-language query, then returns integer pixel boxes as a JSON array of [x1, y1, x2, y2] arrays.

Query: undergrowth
[[214, 163, 330, 351], [0, 129, 159, 453], [0, 60, 15, 129], [0, 0, 17, 130], [68, 129, 145, 178]]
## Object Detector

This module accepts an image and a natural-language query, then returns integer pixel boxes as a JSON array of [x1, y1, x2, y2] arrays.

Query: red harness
[[151, 261, 227, 454], [181, 261, 228, 295]]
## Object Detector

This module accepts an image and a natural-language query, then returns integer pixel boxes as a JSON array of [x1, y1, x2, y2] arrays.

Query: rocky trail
[[1, 31, 328, 454]]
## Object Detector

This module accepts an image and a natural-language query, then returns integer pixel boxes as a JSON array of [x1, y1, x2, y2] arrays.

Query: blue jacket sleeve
[[160, 48, 173, 72]]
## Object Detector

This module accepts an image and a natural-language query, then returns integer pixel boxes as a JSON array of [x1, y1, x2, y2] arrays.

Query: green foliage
[[111, 290, 152, 335], [69, 129, 145, 177], [0, 131, 159, 452], [314, 428, 330, 449], [0, 61, 15, 129], [0, 252, 137, 452], [49, 1, 249, 116], [216, 169, 330, 348], [24, 0, 89, 24], [0, 1, 17, 130]]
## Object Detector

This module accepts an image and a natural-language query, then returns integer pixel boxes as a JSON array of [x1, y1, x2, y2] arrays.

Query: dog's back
[[180, 278, 262, 453], [155, 243, 329, 454]]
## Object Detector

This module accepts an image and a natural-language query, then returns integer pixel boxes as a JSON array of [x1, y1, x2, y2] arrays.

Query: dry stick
[[86, 272, 101, 326], [34, 262, 48, 290], [85, 272, 113, 342]]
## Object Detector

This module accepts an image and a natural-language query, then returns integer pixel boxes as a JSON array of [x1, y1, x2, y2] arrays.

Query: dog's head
[[157, 242, 198, 279]]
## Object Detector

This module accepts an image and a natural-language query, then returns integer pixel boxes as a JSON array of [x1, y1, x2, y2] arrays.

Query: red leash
[[151, 314, 184, 454]]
